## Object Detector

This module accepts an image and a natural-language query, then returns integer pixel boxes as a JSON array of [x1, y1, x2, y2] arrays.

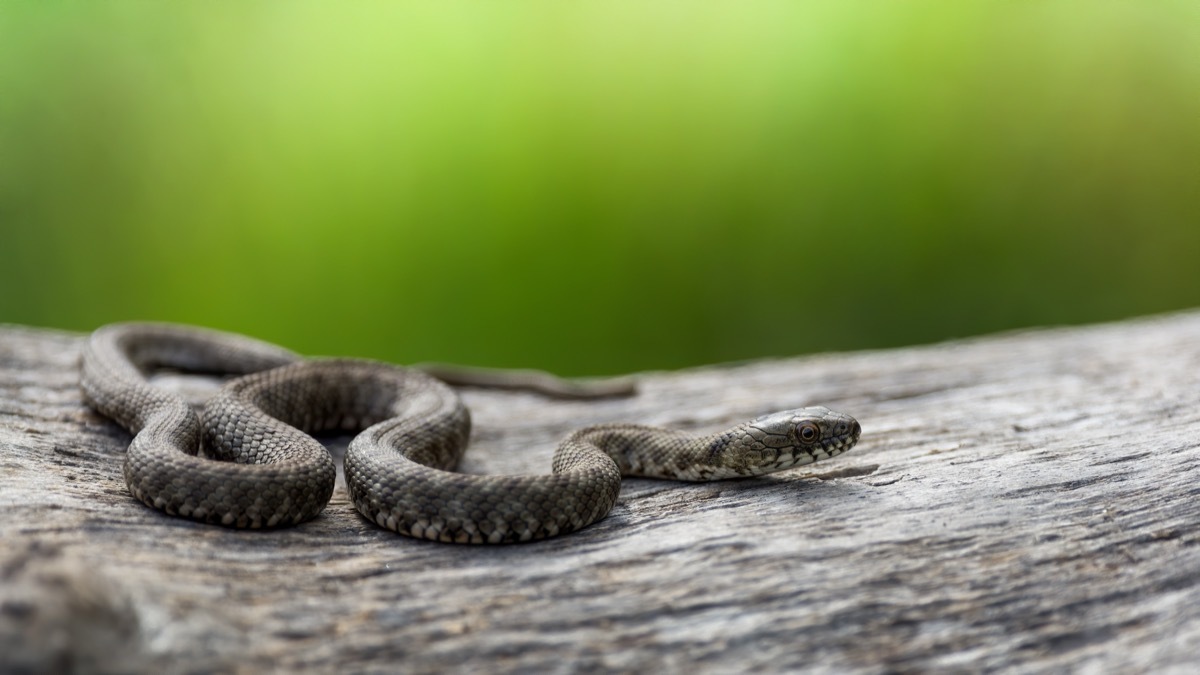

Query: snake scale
[[81, 323, 861, 544]]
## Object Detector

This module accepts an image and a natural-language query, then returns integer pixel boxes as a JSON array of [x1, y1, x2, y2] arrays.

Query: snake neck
[[556, 424, 724, 481]]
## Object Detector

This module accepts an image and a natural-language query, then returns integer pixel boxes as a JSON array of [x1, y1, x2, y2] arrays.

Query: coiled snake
[[81, 323, 861, 543]]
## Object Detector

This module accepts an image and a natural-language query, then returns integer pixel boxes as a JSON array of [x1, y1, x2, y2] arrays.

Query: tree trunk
[[2, 313, 1199, 673]]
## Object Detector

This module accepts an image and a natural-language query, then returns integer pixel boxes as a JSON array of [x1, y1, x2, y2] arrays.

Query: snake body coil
[[81, 323, 861, 543]]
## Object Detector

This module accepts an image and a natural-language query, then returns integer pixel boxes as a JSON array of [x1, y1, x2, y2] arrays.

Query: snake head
[[714, 406, 861, 477]]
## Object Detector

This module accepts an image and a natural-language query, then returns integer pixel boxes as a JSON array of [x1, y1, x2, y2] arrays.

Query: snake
[[80, 322, 861, 544]]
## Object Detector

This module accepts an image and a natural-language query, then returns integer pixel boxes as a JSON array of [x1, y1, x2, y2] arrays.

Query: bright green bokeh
[[2, 2, 1198, 375]]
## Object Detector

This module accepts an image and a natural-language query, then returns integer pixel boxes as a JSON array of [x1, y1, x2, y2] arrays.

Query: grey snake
[[80, 323, 861, 543]]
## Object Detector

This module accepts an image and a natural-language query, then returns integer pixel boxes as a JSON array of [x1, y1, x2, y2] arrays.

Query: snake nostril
[[851, 420, 861, 436]]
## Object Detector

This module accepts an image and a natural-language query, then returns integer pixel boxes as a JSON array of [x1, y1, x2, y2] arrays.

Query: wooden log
[[2, 313, 1199, 673]]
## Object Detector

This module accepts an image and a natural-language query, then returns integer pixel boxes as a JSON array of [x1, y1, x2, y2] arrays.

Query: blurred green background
[[2, 2, 1198, 376]]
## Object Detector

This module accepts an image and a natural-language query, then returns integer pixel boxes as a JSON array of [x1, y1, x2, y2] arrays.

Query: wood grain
[[2, 313, 1199, 673]]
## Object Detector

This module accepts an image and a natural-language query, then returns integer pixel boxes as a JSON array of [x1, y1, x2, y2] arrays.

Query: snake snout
[[822, 413, 861, 455], [839, 418, 861, 442]]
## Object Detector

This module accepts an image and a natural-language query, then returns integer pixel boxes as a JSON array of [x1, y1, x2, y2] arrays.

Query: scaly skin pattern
[[80, 323, 334, 528], [82, 323, 862, 542], [347, 405, 860, 544]]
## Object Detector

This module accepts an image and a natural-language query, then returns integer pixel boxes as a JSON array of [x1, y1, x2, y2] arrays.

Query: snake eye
[[796, 423, 819, 443]]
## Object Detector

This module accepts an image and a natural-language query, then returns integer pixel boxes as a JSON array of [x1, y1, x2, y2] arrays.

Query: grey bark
[[2, 313, 1199, 674]]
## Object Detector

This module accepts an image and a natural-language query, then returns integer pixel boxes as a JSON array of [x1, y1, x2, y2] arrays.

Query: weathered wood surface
[[2, 313, 1200, 674]]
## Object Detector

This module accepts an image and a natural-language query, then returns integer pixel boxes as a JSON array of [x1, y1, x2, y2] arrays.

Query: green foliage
[[2, 2, 1198, 374]]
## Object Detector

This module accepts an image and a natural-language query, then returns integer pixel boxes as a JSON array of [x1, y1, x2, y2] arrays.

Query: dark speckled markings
[[81, 323, 335, 528], [82, 323, 862, 543]]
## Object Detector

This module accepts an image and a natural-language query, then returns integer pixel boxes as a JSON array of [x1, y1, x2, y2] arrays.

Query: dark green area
[[2, 3, 1198, 375]]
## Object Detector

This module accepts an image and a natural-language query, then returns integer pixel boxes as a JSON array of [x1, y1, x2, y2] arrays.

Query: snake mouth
[[767, 428, 860, 473], [820, 424, 861, 457]]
